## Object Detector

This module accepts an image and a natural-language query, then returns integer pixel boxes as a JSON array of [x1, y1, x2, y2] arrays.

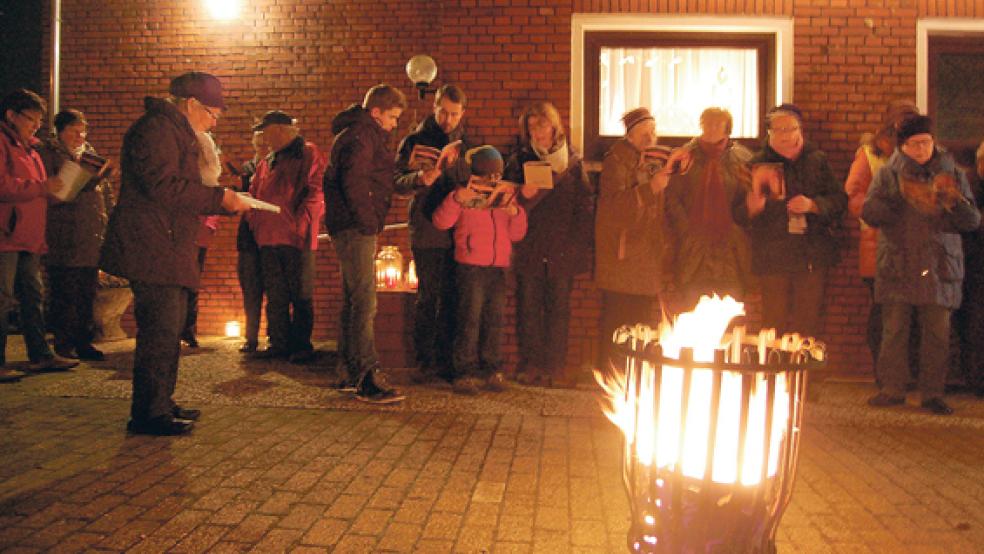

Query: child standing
[[433, 146, 527, 395]]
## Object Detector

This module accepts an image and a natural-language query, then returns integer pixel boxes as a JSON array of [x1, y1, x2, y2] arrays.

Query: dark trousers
[[516, 263, 573, 372], [597, 290, 657, 372], [453, 264, 506, 379], [259, 245, 314, 353], [237, 223, 264, 345], [130, 282, 187, 421], [182, 248, 207, 338], [864, 278, 921, 385], [332, 229, 379, 378], [759, 269, 827, 338], [879, 303, 950, 400], [0, 251, 52, 364], [411, 247, 456, 370], [46, 265, 98, 351], [957, 274, 984, 391]]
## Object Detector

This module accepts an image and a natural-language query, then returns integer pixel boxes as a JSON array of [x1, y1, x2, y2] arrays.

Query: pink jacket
[[432, 191, 527, 268], [248, 138, 327, 250], [0, 122, 48, 254]]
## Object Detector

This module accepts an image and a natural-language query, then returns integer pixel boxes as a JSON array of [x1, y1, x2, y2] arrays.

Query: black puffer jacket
[[393, 115, 470, 249], [324, 105, 395, 236], [100, 97, 225, 288], [731, 141, 847, 274]]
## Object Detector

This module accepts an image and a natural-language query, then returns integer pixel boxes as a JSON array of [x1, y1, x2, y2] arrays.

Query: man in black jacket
[[101, 72, 249, 435], [393, 85, 469, 383], [324, 84, 407, 404]]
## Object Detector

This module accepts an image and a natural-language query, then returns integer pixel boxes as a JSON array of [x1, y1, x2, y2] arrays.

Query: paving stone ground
[[1, 338, 982, 553]]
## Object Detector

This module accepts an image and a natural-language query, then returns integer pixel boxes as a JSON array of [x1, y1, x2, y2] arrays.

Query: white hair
[[196, 131, 222, 186]]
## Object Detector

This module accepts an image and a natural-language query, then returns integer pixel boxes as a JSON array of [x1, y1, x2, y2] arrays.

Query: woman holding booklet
[[503, 101, 594, 387], [38, 109, 117, 361]]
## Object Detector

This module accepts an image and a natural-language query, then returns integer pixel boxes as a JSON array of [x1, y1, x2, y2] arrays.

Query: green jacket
[[665, 138, 752, 294], [595, 139, 665, 296]]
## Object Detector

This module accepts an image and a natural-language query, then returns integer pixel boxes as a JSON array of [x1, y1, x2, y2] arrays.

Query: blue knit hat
[[466, 145, 504, 177]]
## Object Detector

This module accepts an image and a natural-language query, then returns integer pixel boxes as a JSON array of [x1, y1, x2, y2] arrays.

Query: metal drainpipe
[[49, 0, 61, 126]]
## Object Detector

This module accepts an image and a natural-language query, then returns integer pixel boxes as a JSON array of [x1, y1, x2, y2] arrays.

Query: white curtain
[[599, 47, 759, 138]]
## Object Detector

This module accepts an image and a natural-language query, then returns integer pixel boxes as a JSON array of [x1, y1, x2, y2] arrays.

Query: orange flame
[[595, 294, 797, 485]]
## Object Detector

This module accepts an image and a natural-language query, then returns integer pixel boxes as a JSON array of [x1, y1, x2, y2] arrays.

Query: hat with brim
[[252, 110, 296, 132], [169, 72, 225, 110]]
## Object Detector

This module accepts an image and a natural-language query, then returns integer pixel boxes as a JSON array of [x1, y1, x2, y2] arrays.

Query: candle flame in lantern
[[595, 294, 794, 485]]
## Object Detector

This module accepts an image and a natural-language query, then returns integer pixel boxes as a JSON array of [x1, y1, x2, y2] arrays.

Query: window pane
[[599, 47, 759, 138]]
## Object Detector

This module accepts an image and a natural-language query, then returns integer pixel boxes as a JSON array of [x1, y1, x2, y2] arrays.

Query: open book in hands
[[751, 162, 786, 200], [409, 140, 463, 172], [463, 175, 518, 209]]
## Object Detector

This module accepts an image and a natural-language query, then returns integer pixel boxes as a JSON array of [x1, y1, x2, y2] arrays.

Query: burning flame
[[595, 294, 795, 485]]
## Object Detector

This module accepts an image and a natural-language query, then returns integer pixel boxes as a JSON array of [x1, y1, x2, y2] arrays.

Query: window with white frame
[[572, 15, 793, 161]]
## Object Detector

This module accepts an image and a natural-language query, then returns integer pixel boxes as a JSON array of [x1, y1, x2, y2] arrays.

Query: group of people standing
[[2, 69, 981, 434]]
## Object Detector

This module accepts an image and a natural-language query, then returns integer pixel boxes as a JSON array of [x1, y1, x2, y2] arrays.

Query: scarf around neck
[[533, 139, 569, 174], [688, 138, 732, 245]]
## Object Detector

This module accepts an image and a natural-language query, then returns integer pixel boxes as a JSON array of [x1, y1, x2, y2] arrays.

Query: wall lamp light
[[406, 55, 438, 100]]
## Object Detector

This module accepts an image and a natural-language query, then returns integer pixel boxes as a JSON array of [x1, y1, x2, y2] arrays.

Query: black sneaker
[[355, 369, 405, 404], [172, 406, 201, 421], [127, 416, 194, 436], [867, 392, 904, 408], [76, 345, 106, 362], [921, 397, 953, 416], [180, 333, 199, 348]]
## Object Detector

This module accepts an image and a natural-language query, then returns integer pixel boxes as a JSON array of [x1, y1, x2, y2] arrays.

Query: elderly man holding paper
[[246, 110, 326, 364], [100, 72, 250, 435]]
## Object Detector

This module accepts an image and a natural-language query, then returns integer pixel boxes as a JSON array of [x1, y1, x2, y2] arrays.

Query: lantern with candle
[[375, 245, 404, 290], [406, 259, 418, 290], [596, 295, 824, 553]]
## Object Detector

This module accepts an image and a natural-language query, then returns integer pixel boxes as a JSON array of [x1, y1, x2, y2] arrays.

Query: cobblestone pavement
[[1, 338, 982, 553]]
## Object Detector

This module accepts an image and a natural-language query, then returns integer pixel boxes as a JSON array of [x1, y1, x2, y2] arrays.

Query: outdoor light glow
[[595, 295, 795, 485], [205, 0, 241, 20], [225, 320, 241, 338]]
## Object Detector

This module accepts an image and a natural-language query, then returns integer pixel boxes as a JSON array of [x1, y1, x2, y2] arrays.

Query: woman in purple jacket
[[433, 146, 527, 395]]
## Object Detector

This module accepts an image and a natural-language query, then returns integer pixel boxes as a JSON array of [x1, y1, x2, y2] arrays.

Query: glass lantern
[[375, 245, 404, 290]]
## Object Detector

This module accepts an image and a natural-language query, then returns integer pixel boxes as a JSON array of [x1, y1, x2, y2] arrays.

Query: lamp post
[[406, 55, 438, 100]]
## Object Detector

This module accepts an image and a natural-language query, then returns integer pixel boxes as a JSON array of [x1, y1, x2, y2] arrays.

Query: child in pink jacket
[[432, 146, 527, 395]]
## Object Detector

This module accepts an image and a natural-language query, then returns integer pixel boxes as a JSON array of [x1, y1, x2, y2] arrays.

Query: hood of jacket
[[331, 104, 372, 135]]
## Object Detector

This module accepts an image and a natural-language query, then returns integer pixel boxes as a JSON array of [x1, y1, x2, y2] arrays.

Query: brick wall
[[39, 0, 984, 375]]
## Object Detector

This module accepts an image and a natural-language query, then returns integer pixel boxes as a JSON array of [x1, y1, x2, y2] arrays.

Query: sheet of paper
[[237, 192, 282, 213], [53, 160, 92, 202]]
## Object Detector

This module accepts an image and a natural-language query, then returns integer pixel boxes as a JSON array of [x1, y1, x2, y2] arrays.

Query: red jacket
[[248, 137, 326, 251], [432, 191, 527, 268], [0, 121, 49, 254]]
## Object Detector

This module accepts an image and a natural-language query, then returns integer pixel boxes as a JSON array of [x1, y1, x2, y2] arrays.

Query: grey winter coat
[[862, 148, 981, 309]]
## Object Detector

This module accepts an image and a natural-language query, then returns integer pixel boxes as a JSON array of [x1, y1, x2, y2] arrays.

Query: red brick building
[[37, 0, 984, 376]]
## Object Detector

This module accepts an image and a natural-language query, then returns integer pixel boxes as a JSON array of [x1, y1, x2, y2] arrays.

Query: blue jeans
[[0, 251, 52, 364], [332, 229, 379, 378], [453, 264, 505, 379]]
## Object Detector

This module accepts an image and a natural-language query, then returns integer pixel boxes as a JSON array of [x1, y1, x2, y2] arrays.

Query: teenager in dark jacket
[[324, 84, 407, 404], [864, 115, 981, 415], [503, 101, 593, 387], [101, 73, 250, 435], [393, 85, 469, 383], [731, 104, 847, 340], [0, 89, 76, 383], [37, 109, 116, 362]]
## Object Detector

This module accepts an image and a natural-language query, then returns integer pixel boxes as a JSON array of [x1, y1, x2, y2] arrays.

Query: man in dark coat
[[101, 72, 249, 435], [324, 84, 407, 404], [393, 85, 469, 383]]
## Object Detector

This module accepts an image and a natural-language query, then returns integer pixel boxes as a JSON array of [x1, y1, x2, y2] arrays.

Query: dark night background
[[0, 1, 43, 97]]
